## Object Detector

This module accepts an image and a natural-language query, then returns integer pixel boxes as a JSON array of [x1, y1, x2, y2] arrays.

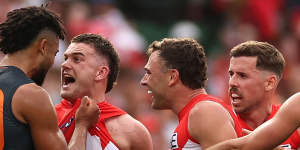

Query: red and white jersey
[[56, 99, 126, 150], [170, 94, 243, 150], [237, 104, 300, 149]]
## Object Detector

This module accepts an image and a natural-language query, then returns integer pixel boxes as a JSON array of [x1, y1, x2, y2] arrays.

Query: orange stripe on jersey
[[0, 90, 4, 149]]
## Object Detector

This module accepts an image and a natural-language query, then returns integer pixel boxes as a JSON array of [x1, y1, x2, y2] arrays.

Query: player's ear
[[168, 69, 179, 87], [95, 65, 109, 81], [265, 74, 277, 91], [36, 38, 47, 56]]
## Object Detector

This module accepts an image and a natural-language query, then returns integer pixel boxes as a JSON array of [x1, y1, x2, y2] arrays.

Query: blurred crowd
[[1, 0, 300, 149]]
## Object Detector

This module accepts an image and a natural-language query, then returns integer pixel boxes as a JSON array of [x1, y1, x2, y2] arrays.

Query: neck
[[0, 51, 38, 78], [86, 84, 107, 103], [172, 88, 207, 115], [64, 82, 108, 105], [238, 101, 272, 129], [67, 94, 105, 105], [90, 94, 106, 103]]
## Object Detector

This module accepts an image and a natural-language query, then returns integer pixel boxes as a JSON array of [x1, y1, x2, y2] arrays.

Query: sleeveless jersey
[[0, 66, 35, 150], [170, 94, 243, 150], [56, 99, 127, 150], [237, 104, 300, 149]]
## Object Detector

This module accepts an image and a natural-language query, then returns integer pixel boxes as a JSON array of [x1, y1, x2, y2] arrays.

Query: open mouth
[[63, 74, 76, 87], [231, 93, 242, 105]]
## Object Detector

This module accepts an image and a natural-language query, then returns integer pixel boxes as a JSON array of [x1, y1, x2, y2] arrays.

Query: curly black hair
[[71, 33, 120, 93], [0, 6, 65, 54]]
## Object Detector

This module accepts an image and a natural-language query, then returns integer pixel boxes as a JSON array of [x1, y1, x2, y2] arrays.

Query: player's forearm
[[68, 124, 88, 150], [206, 139, 241, 150]]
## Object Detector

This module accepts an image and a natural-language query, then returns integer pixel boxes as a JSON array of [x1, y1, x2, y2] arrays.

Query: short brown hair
[[71, 33, 120, 93], [230, 41, 285, 79], [147, 38, 207, 89]]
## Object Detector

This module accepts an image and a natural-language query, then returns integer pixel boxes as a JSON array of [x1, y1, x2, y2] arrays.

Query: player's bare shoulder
[[14, 83, 52, 106], [189, 100, 233, 121], [188, 100, 236, 147], [12, 83, 55, 124], [105, 114, 153, 150]]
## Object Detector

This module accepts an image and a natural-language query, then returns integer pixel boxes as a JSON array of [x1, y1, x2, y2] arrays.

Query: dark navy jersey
[[0, 66, 35, 150]]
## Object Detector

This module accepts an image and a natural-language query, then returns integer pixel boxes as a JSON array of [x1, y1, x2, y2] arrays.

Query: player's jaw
[[146, 89, 159, 108], [147, 89, 167, 110]]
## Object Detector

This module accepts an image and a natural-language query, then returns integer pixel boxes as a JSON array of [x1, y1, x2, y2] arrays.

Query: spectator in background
[[63, 0, 146, 69], [64, 1, 91, 40], [277, 34, 300, 101]]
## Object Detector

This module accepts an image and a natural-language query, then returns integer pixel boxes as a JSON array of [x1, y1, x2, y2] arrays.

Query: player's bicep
[[17, 85, 67, 150], [113, 115, 153, 150], [130, 121, 153, 150], [188, 101, 237, 149]]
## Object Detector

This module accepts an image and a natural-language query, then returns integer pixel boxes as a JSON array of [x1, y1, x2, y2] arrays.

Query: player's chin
[[151, 101, 160, 109], [151, 101, 167, 110], [60, 91, 72, 100], [233, 107, 245, 114]]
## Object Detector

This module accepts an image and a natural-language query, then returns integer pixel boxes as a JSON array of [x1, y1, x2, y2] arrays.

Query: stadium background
[[1, 0, 300, 149]]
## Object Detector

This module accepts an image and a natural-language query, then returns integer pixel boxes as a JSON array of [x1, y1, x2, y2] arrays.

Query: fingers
[[81, 96, 91, 106], [242, 128, 252, 135], [75, 96, 100, 128]]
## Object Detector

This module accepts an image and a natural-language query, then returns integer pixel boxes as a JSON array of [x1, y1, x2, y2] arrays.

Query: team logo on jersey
[[59, 117, 74, 132], [170, 133, 179, 149], [280, 144, 291, 148]]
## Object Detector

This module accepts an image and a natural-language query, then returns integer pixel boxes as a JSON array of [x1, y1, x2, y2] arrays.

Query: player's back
[[0, 66, 34, 150]]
